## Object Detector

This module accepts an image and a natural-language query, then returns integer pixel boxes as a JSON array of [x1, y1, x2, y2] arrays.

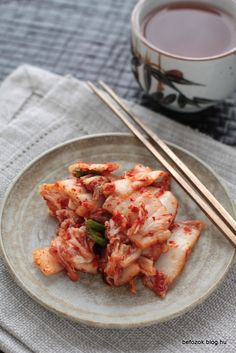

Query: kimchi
[[33, 162, 204, 297]]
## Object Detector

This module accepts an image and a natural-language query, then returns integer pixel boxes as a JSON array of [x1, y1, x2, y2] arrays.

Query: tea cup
[[131, 0, 236, 112]]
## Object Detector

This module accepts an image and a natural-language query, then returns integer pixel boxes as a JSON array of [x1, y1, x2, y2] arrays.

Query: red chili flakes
[[73, 245, 80, 252], [142, 271, 168, 297], [125, 171, 134, 177], [129, 205, 139, 213], [170, 223, 179, 231], [154, 272, 168, 297], [112, 211, 125, 225], [153, 172, 171, 191], [86, 176, 104, 192], [85, 184, 93, 192], [183, 225, 191, 234], [104, 183, 115, 194], [75, 178, 83, 185], [60, 198, 69, 208], [136, 217, 145, 225], [82, 200, 92, 209], [155, 187, 164, 198], [65, 231, 71, 240], [168, 240, 178, 248], [90, 259, 99, 268]]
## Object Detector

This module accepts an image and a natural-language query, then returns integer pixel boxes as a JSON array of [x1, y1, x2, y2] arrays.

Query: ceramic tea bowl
[[131, 0, 236, 113]]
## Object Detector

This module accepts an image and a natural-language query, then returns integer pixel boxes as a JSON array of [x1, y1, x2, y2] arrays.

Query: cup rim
[[131, 0, 236, 62]]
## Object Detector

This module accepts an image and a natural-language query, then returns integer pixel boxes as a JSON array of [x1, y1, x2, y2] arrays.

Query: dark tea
[[142, 2, 236, 58]]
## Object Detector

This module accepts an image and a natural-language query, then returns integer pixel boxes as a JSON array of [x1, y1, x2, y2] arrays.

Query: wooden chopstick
[[99, 80, 236, 235], [87, 81, 236, 247]]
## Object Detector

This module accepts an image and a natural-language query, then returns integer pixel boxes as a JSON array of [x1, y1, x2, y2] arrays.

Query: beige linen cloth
[[0, 65, 235, 353]]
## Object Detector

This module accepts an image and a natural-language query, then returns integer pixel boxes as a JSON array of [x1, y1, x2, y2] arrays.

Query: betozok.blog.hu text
[[182, 339, 227, 346]]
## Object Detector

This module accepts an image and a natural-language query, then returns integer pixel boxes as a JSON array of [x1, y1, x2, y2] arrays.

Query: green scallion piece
[[85, 220, 107, 247], [74, 169, 99, 178], [86, 219, 105, 232]]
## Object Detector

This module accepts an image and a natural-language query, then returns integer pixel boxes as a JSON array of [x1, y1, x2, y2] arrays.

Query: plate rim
[[0, 132, 235, 329]]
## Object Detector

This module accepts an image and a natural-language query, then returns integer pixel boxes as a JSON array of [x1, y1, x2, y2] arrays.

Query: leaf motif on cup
[[143, 65, 152, 92], [150, 68, 178, 92], [177, 94, 187, 108], [132, 67, 139, 82], [149, 68, 213, 108], [177, 94, 218, 108], [178, 95, 200, 108], [130, 53, 218, 108], [131, 58, 140, 82], [165, 70, 183, 79], [130, 42, 142, 67], [165, 70, 204, 86], [167, 75, 205, 86], [193, 97, 217, 104], [162, 94, 176, 105], [151, 91, 164, 102], [131, 56, 141, 67], [150, 92, 176, 105]]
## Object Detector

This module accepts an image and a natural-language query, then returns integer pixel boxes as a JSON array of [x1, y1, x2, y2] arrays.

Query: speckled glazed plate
[[0, 133, 235, 328]]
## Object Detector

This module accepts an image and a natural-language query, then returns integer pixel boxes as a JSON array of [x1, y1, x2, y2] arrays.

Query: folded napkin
[[0, 65, 235, 353]]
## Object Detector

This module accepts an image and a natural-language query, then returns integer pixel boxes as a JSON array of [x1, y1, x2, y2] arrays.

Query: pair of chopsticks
[[87, 81, 236, 247]]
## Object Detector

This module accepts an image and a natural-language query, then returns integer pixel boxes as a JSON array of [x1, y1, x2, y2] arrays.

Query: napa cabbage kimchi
[[33, 162, 204, 297]]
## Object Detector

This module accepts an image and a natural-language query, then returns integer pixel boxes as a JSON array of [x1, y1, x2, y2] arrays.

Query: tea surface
[[142, 2, 236, 58]]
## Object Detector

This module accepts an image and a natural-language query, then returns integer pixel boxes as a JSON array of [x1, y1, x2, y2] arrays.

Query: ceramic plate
[[0, 133, 235, 328]]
